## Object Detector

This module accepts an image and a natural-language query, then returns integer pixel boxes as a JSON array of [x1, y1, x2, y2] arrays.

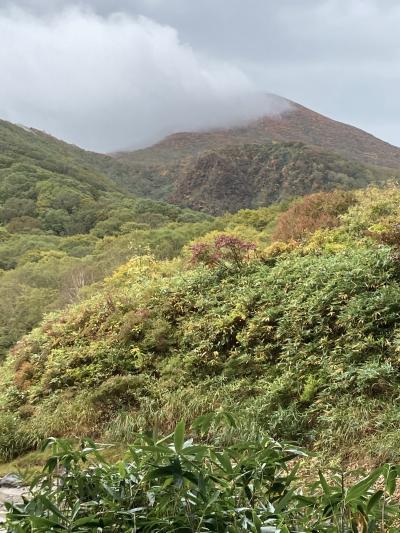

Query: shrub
[[0, 413, 36, 462], [189, 233, 256, 269], [272, 190, 356, 241], [299, 375, 320, 404], [89, 375, 146, 412], [5, 418, 400, 531]]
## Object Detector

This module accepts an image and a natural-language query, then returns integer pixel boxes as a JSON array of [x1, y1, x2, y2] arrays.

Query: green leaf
[[274, 489, 295, 512], [345, 469, 381, 504], [385, 465, 397, 496], [29, 516, 65, 529], [214, 452, 234, 474], [73, 516, 103, 527], [174, 420, 185, 454], [192, 413, 214, 434], [221, 411, 237, 429], [318, 470, 332, 497], [367, 490, 383, 512]]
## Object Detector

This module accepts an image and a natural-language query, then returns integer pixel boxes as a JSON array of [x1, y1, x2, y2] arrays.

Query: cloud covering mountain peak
[[0, 7, 286, 151]]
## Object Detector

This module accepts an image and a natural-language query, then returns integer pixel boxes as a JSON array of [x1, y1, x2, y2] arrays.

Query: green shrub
[[0, 413, 36, 462], [299, 375, 320, 404], [5, 418, 400, 531], [89, 374, 147, 412]]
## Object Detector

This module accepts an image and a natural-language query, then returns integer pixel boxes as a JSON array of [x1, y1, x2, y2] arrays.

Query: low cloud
[[0, 7, 285, 152]]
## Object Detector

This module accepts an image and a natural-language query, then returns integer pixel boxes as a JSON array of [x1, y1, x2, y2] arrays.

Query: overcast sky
[[0, 0, 399, 152]]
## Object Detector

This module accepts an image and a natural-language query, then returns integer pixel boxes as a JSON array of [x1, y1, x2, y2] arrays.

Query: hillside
[[0, 106, 398, 357], [111, 97, 400, 210], [2, 185, 400, 467], [170, 142, 383, 214], [0, 118, 132, 236], [0, 119, 212, 356]]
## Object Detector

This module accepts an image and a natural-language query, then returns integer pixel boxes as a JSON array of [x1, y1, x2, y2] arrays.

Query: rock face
[[0, 474, 22, 489], [0, 476, 26, 529]]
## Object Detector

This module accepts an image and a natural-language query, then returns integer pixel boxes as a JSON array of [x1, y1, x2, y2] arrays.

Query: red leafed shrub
[[190, 234, 256, 269], [272, 190, 356, 242]]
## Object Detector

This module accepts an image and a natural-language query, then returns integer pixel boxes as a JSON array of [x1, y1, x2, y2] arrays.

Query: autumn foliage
[[190, 234, 256, 269], [272, 190, 356, 242]]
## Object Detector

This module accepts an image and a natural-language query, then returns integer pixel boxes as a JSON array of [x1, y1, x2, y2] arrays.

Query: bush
[[272, 190, 356, 241], [89, 375, 146, 412], [5, 418, 400, 531], [0, 413, 36, 462], [189, 233, 256, 269]]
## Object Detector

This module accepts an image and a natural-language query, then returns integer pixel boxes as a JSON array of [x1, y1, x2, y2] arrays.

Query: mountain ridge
[[115, 96, 400, 170], [108, 97, 400, 212], [1, 96, 399, 217]]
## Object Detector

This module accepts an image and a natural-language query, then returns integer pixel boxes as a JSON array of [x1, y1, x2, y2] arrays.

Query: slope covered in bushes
[[170, 142, 386, 214], [0, 199, 285, 359], [0, 119, 219, 356], [1, 187, 400, 466]]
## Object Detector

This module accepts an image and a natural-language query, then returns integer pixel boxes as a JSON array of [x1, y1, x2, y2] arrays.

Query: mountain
[[112, 96, 400, 212], [3, 96, 398, 219], [116, 96, 400, 169]]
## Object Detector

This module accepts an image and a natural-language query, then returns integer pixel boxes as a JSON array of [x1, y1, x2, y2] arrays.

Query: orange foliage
[[272, 190, 356, 242], [14, 360, 35, 390]]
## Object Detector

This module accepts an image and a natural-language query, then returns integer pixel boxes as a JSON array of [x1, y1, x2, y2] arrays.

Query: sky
[[0, 0, 399, 152]]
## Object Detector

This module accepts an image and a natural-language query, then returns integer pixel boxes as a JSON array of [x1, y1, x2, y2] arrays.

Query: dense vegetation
[[0, 119, 216, 355], [1, 187, 400, 471], [171, 142, 382, 214], [5, 417, 400, 532], [2, 111, 400, 529]]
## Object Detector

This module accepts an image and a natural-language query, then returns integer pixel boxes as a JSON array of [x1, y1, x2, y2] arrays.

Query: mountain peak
[[116, 96, 400, 171]]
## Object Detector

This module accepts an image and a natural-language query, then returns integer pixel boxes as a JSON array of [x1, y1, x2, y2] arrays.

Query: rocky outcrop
[[0, 476, 26, 530]]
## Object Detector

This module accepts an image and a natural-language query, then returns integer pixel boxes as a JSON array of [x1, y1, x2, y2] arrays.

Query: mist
[[0, 7, 288, 152]]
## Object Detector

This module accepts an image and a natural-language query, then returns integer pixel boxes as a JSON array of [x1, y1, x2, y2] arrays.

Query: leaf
[[274, 489, 295, 512], [214, 452, 234, 474], [221, 411, 237, 429], [367, 490, 384, 512], [39, 496, 67, 521], [150, 458, 183, 479], [284, 445, 309, 458], [385, 465, 397, 496], [345, 469, 382, 504], [318, 470, 332, 497], [174, 420, 185, 454], [192, 413, 214, 434], [73, 516, 103, 527], [180, 444, 207, 456], [29, 516, 65, 529]]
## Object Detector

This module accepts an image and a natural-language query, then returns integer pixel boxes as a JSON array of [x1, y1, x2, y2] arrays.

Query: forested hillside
[[2, 186, 400, 469], [2, 105, 396, 357], [0, 119, 213, 355], [170, 142, 384, 214], [0, 117, 133, 236]]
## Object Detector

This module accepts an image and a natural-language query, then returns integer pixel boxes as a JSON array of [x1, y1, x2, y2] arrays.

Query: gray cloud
[[0, 7, 288, 151], [0, 0, 399, 150]]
